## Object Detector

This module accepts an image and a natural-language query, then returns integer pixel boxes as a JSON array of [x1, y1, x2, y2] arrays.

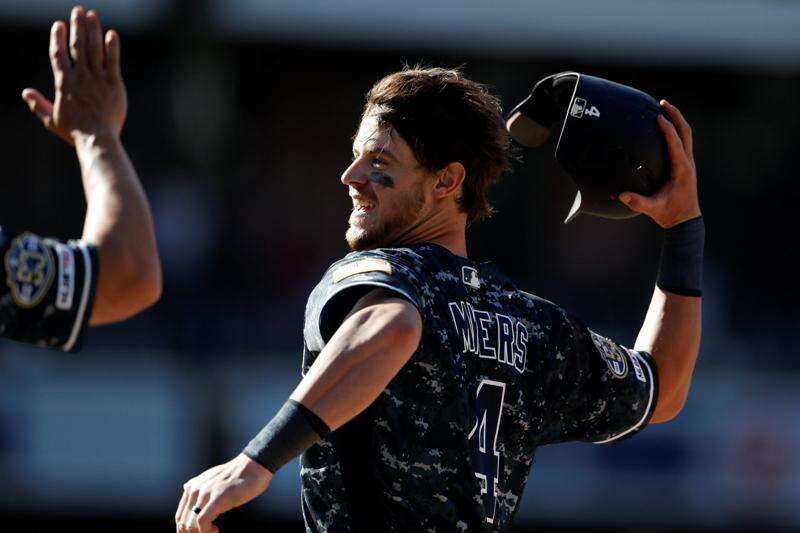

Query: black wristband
[[656, 216, 705, 297], [243, 400, 331, 474]]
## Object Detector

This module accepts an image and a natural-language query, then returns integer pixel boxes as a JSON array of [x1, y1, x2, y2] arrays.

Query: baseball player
[[177, 67, 702, 532], [2, 6, 161, 351]]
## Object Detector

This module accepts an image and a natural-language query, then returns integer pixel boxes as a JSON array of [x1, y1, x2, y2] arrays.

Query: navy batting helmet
[[506, 72, 670, 223]]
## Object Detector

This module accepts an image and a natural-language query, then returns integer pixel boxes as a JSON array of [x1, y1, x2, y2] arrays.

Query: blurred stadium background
[[1, 0, 798, 531]]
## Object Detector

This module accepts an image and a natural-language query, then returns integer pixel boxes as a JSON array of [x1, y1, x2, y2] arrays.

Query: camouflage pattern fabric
[[301, 243, 658, 532], [0, 227, 98, 352]]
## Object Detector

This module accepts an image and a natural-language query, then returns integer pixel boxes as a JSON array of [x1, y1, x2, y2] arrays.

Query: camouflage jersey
[[1, 227, 98, 351], [300, 243, 658, 532]]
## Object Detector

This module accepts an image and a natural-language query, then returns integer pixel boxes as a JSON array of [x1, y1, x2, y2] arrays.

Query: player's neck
[[428, 231, 467, 258], [401, 232, 467, 258], [393, 210, 468, 258]]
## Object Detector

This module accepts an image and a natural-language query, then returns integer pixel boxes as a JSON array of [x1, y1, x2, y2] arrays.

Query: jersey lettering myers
[[300, 243, 658, 532], [1, 228, 98, 352]]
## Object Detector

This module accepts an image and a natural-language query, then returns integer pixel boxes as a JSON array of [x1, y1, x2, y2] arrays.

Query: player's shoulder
[[319, 245, 433, 287], [304, 247, 431, 348], [518, 289, 560, 312], [309, 245, 437, 312], [517, 289, 575, 329], [326, 246, 427, 272]]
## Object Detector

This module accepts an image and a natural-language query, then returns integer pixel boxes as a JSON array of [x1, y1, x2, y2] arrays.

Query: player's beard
[[345, 183, 426, 251]]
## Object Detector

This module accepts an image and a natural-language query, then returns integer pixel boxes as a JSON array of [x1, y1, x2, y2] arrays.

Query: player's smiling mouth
[[350, 195, 375, 214]]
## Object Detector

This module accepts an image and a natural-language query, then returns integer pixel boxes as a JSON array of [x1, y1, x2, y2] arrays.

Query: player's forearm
[[292, 341, 411, 431], [635, 288, 701, 422], [75, 131, 161, 324], [291, 296, 422, 430], [636, 216, 705, 422], [242, 295, 420, 475]]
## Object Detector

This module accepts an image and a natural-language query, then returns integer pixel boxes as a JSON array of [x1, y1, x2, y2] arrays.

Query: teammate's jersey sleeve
[[1, 228, 98, 352], [304, 249, 426, 346], [537, 307, 658, 445]]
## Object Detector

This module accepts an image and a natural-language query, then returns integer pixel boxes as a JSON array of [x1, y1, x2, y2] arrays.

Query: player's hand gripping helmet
[[506, 72, 669, 223]]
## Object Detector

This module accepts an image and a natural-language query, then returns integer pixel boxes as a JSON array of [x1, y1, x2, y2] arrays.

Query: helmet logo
[[570, 98, 586, 118], [570, 97, 600, 119]]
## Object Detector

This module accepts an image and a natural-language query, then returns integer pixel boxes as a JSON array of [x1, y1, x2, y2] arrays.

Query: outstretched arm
[[175, 289, 422, 533], [619, 100, 703, 423], [22, 6, 161, 325]]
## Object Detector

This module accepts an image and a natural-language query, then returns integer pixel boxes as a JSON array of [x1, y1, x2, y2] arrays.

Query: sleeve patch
[[627, 349, 647, 383], [53, 242, 76, 311], [4, 233, 55, 309], [331, 258, 392, 283], [589, 331, 628, 379]]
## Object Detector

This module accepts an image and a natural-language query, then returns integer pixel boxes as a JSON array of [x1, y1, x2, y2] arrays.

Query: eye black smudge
[[368, 172, 395, 188]]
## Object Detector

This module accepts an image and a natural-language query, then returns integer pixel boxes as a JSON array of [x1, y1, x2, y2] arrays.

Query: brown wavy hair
[[364, 66, 511, 224]]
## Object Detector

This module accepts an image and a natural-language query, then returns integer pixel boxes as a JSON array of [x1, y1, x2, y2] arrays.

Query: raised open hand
[[22, 5, 126, 145]]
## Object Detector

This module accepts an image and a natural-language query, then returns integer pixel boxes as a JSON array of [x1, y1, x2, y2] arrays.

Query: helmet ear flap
[[506, 72, 578, 148], [505, 112, 549, 148]]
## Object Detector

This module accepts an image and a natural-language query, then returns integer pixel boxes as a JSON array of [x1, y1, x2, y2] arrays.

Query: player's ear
[[433, 162, 466, 200]]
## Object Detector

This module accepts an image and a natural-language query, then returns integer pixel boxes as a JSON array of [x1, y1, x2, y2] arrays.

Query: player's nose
[[340, 160, 369, 187]]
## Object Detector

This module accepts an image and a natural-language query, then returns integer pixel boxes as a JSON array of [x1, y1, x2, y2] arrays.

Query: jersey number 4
[[468, 379, 506, 524]]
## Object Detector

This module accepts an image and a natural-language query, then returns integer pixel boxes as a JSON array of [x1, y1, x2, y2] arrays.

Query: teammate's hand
[[175, 454, 273, 533], [618, 100, 701, 229], [22, 6, 127, 146]]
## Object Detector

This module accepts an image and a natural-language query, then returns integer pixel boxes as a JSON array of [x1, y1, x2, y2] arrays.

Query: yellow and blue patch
[[590, 331, 629, 379], [4, 232, 55, 309]]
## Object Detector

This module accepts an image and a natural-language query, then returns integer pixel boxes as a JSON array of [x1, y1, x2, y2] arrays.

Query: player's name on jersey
[[448, 301, 528, 373]]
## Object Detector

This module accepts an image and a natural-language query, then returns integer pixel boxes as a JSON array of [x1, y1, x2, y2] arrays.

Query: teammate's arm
[[22, 7, 161, 325], [175, 289, 421, 533], [618, 100, 702, 424]]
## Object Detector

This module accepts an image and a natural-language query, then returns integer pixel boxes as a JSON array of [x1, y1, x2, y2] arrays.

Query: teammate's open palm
[[619, 100, 701, 228], [176, 454, 273, 533], [22, 6, 126, 145]]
